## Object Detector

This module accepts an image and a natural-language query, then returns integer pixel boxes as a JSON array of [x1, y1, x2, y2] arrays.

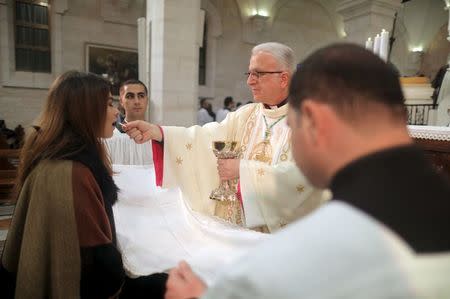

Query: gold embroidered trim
[[296, 185, 305, 193], [240, 104, 259, 158], [280, 131, 291, 161], [257, 168, 265, 176]]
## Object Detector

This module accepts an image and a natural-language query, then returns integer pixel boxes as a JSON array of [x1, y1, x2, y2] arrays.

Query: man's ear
[[300, 100, 318, 145], [302, 100, 338, 147], [300, 99, 330, 146], [119, 95, 125, 106], [280, 72, 290, 88]]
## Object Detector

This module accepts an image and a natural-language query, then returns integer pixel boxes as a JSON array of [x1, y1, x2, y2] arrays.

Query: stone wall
[[2, 0, 449, 128], [202, 0, 342, 112], [0, 0, 144, 128]]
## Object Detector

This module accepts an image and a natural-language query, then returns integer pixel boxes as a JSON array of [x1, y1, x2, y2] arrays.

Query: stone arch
[[390, 17, 411, 75], [420, 23, 450, 80], [204, 0, 223, 38], [272, 0, 344, 38], [268, 0, 341, 59], [234, 0, 343, 44]]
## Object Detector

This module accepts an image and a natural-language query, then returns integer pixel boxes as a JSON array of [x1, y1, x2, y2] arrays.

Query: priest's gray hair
[[252, 42, 296, 74]]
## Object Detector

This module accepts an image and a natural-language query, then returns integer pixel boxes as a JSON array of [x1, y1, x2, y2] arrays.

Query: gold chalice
[[209, 141, 241, 202]]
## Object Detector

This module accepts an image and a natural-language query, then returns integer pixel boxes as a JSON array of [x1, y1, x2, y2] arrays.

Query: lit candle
[[373, 34, 381, 55], [379, 29, 389, 61], [365, 37, 373, 51]]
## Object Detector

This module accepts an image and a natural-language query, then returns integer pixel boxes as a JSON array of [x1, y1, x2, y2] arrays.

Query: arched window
[[15, 0, 51, 72]]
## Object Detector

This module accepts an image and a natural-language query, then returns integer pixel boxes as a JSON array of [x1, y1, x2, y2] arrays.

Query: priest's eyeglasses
[[245, 71, 283, 80]]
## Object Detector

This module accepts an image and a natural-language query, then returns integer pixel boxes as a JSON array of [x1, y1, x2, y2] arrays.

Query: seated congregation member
[[123, 42, 327, 232], [164, 43, 450, 299], [105, 79, 153, 165], [0, 71, 167, 298]]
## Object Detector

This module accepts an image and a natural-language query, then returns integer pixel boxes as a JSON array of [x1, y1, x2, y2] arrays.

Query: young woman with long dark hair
[[0, 71, 167, 298]]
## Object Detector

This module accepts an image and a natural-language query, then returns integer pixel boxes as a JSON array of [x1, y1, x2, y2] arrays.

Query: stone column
[[0, 0, 9, 84], [435, 0, 450, 126], [137, 17, 149, 120], [137, 17, 147, 86], [53, 0, 68, 77], [147, 0, 201, 126], [336, 0, 401, 46]]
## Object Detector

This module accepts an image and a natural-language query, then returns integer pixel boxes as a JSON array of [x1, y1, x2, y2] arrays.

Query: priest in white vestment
[[163, 44, 450, 299], [124, 42, 328, 232]]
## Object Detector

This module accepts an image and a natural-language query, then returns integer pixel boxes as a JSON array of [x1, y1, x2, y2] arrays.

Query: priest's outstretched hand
[[165, 261, 207, 299], [122, 120, 163, 143]]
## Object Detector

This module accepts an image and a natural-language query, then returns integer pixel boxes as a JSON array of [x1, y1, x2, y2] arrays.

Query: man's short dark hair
[[289, 43, 406, 121], [120, 79, 148, 95], [224, 96, 234, 108]]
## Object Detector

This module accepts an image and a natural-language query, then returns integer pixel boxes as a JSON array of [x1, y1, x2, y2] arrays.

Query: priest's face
[[247, 52, 288, 105]]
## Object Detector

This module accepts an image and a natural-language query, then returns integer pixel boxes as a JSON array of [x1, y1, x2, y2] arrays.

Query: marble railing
[[408, 125, 450, 141]]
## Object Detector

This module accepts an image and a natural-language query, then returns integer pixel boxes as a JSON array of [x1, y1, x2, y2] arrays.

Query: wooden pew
[[414, 138, 450, 179], [410, 126, 450, 179], [0, 149, 18, 256], [0, 126, 22, 254], [0, 149, 19, 205]]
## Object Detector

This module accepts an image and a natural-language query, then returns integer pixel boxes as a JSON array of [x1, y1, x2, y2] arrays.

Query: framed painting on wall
[[85, 44, 139, 96]]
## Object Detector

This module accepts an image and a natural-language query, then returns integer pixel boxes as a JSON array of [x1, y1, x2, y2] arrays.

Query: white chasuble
[[162, 103, 328, 232]]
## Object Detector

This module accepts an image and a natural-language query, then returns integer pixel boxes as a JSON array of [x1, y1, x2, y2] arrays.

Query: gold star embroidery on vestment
[[296, 185, 305, 193], [257, 168, 265, 176], [176, 157, 183, 165], [186, 143, 193, 150]]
